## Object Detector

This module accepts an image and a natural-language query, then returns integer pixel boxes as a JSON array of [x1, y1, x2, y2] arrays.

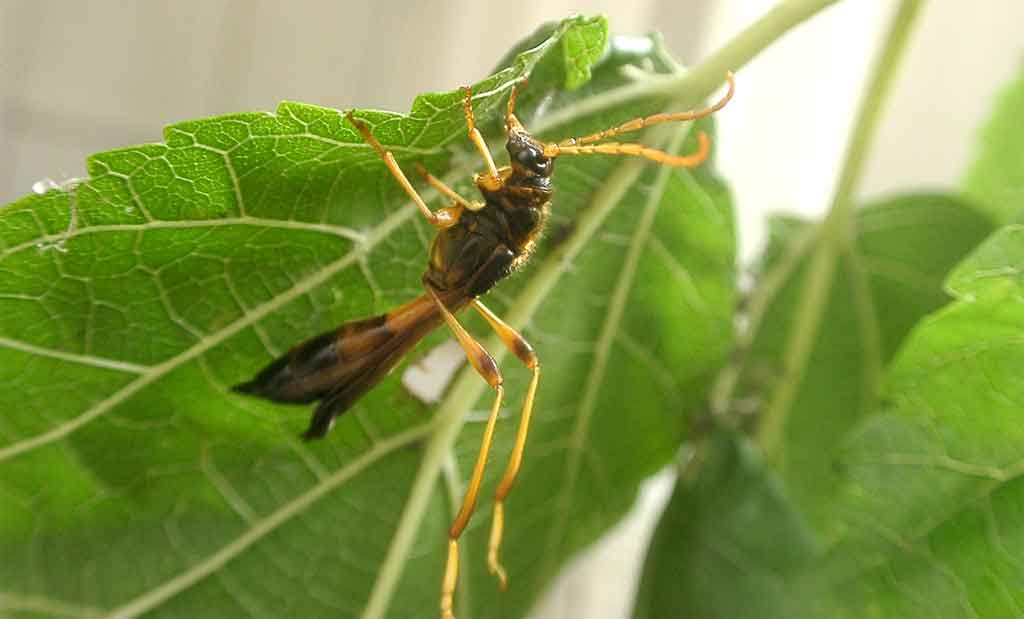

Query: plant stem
[[757, 0, 926, 457], [827, 0, 925, 232]]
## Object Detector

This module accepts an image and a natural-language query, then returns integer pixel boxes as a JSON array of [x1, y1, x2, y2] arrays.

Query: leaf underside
[[0, 16, 737, 619]]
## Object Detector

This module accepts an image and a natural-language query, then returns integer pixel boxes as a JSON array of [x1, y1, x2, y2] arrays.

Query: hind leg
[[428, 288, 504, 619], [471, 300, 539, 589]]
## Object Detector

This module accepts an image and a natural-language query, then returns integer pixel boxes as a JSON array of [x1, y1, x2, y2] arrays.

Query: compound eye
[[515, 146, 541, 166], [531, 158, 550, 174]]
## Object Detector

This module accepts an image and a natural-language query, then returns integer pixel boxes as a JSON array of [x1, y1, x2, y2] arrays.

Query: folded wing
[[234, 291, 458, 439]]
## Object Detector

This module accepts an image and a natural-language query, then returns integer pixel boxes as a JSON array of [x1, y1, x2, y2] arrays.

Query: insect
[[234, 71, 734, 618]]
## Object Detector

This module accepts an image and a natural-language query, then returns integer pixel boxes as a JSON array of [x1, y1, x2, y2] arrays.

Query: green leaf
[[826, 224, 1024, 616], [631, 203, 1014, 618], [633, 432, 821, 619], [637, 222, 1024, 617], [945, 224, 1024, 296], [0, 18, 736, 619], [560, 15, 609, 90], [735, 195, 992, 532], [964, 62, 1024, 224]]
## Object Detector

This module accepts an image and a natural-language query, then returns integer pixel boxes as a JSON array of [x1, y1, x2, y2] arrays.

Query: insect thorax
[[423, 189, 549, 296]]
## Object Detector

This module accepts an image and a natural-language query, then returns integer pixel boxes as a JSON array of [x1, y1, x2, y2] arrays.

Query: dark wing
[[234, 291, 458, 439]]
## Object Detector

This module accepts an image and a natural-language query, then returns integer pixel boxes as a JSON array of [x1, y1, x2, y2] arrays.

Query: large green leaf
[[0, 17, 736, 619], [732, 195, 992, 532], [963, 62, 1024, 224], [825, 224, 1024, 616]]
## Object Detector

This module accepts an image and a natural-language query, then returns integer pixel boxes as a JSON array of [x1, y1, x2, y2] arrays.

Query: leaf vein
[[0, 203, 417, 463], [649, 236, 708, 313], [0, 336, 150, 374]]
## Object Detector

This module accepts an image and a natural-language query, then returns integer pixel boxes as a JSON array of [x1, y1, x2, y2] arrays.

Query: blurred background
[[1, 1, 1020, 617]]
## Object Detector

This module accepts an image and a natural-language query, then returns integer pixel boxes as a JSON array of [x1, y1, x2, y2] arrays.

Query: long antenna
[[555, 71, 735, 148]]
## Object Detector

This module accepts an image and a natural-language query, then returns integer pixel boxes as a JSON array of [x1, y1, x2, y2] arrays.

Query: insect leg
[[555, 71, 734, 147], [505, 78, 525, 121], [345, 111, 462, 229], [460, 86, 501, 182], [471, 300, 539, 590], [428, 288, 504, 619], [414, 162, 484, 211]]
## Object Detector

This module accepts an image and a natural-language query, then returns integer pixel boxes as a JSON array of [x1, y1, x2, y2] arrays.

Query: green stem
[[757, 0, 926, 457], [827, 0, 925, 231]]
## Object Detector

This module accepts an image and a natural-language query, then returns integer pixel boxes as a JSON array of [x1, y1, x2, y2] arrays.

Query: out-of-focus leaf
[[634, 224, 1023, 619], [633, 432, 821, 619], [735, 195, 992, 532], [964, 62, 1024, 224], [824, 224, 1024, 616], [0, 16, 737, 619], [945, 224, 1024, 296]]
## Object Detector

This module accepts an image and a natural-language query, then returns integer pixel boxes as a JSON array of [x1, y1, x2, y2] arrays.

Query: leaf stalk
[[757, 0, 926, 457]]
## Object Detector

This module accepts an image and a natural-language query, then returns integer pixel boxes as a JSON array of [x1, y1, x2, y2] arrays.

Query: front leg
[[346, 111, 463, 229]]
